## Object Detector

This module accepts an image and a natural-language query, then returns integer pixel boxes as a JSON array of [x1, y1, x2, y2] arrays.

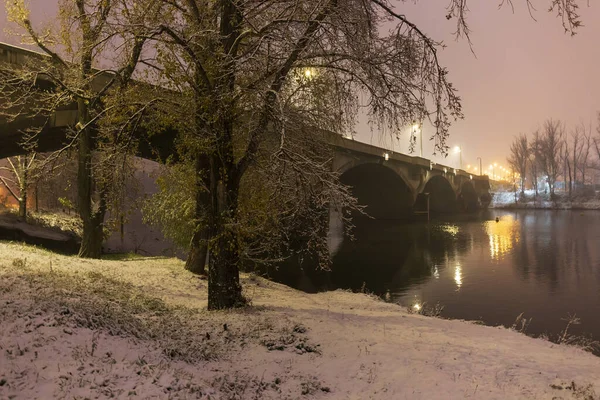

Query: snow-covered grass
[[1, 241, 600, 399], [491, 189, 600, 210]]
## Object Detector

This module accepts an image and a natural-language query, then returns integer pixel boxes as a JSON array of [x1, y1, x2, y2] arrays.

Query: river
[[274, 210, 600, 344]]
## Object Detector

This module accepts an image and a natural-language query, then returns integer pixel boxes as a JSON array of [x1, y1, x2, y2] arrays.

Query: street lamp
[[454, 146, 462, 169]]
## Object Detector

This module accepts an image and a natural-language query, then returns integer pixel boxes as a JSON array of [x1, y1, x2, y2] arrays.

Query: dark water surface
[[276, 210, 600, 341]]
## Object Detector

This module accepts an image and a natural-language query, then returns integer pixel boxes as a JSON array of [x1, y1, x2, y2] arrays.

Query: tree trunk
[[573, 145, 577, 190], [207, 180, 244, 310], [76, 95, 104, 258], [17, 156, 27, 219], [35, 181, 38, 213], [186, 229, 208, 274], [79, 214, 104, 258], [520, 177, 525, 196], [207, 223, 243, 310], [185, 154, 210, 275]]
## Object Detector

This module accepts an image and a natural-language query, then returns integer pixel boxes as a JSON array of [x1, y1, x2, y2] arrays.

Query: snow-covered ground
[[491, 189, 600, 210], [1, 242, 600, 399]]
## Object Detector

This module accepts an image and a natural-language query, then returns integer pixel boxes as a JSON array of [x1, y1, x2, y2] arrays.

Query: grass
[[0, 241, 307, 364]]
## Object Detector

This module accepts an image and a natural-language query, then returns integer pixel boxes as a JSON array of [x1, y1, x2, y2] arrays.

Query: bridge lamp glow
[[470, 175, 473, 180], [454, 146, 461, 153], [412, 303, 422, 312], [443, 167, 448, 174], [384, 152, 389, 161], [304, 68, 315, 78]]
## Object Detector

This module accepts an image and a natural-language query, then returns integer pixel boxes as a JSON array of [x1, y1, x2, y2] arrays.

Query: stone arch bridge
[[1, 42, 491, 221], [329, 135, 491, 219]]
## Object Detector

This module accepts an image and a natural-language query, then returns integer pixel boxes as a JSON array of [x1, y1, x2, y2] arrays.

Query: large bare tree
[[144, 0, 462, 309], [141, 0, 585, 310]]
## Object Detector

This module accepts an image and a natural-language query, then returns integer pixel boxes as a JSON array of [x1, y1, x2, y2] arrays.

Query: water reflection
[[485, 215, 519, 261], [454, 263, 463, 289], [266, 210, 600, 344]]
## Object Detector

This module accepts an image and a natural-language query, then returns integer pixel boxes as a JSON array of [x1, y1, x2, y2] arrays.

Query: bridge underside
[[340, 163, 414, 220], [0, 120, 178, 162], [339, 160, 489, 221], [422, 175, 457, 214]]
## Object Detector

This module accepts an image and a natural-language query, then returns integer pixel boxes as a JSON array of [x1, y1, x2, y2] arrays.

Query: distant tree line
[[507, 115, 600, 200]]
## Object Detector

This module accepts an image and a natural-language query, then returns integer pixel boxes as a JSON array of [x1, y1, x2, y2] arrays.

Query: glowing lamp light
[[443, 167, 448, 174], [384, 153, 389, 161], [304, 68, 313, 78], [413, 303, 422, 311], [470, 174, 473, 180], [454, 146, 461, 153]]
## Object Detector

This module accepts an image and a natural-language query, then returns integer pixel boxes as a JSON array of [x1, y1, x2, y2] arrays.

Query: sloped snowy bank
[[1, 242, 599, 399]]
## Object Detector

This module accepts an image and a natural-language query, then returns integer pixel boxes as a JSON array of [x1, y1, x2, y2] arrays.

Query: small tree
[[578, 122, 593, 187], [538, 119, 564, 198], [562, 138, 572, 198], [142, 162, 197, 255], [530, 130, 542, 198], [3, 0, 162, 257], [507, 133, 528, 197]]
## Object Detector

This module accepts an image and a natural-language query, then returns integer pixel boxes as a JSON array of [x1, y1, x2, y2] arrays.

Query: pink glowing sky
[[2, 1, 599, 170]]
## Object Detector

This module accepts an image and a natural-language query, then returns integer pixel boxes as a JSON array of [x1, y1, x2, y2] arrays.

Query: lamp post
[[477, 157, 482, 176], [454, 146, 462, 169]]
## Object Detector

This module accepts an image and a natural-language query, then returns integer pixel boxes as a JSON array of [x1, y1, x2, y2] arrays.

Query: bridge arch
[[340, 162, 414, 219], [422, 175, 457, 213], [458, 180, 479, 212]]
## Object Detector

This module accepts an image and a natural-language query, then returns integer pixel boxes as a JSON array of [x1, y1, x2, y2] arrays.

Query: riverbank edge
[[491, 203, 600, 210], [491, 191, 600, 210]]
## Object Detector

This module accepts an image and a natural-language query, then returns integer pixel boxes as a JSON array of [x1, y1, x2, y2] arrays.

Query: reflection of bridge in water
[[1, 42, 491, 225]]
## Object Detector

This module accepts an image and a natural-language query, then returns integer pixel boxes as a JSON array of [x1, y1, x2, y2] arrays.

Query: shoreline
[[491, 191, 600, 211]]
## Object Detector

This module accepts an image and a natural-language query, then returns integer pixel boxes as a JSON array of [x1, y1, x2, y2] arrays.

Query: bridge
[[1, 42, 491, 222]]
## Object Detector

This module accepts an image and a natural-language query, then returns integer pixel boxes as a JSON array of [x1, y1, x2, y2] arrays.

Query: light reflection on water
[[485, 214, 519, 261], [454, 263, 462, 289], [270, 210, 600, 345]]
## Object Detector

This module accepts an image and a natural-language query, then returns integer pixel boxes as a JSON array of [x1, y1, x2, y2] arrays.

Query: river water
[[277, 210, 600, 342]]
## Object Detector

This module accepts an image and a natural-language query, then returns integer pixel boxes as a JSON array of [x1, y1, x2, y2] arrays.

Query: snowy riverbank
[[491, 190, 600, 210], [1, 242, 599, 399]]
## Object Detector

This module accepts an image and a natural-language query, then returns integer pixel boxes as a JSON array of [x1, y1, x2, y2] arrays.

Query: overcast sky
[[2, 1, 599, 171]]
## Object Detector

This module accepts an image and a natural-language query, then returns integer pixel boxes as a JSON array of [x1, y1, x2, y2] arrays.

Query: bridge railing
[[326, 131, 488, 182]]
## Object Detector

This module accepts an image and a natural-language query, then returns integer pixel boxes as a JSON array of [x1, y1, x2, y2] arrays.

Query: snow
[[491, 190, 600, 210], [1, 242, 600, 399]]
